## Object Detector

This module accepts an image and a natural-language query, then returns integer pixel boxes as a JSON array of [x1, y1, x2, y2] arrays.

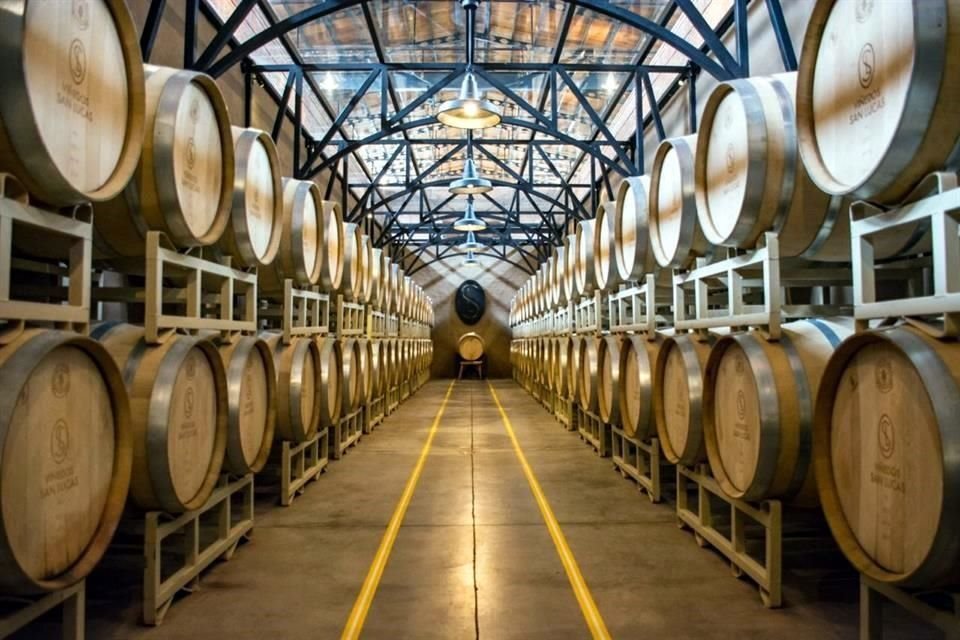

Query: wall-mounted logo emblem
[[455, 280, 485, 326]]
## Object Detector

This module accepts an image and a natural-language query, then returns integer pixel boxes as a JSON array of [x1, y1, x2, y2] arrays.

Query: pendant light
[[462, 250, 481, 268], [450, 131, 492, 195], [436, 0, 501, 130], [453, 195, 487, 232], [460, 230, 484, 251]]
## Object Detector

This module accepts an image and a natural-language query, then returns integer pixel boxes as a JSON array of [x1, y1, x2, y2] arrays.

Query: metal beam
[[140, 0, 167, 62]]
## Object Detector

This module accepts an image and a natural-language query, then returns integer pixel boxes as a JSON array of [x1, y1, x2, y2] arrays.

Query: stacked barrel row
[[0, 0, 435, 598], [512, 0, 960, 592]]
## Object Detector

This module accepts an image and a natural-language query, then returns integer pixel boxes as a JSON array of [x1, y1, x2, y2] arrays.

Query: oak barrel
[[339, 223, 363, 301], [260, 179, 323, 289], [215, 335, 276, 475], [314, 336, 342, 428], [577, 336, 601, 413], [653, 333, 715, 466], [0, 329, 132, 593], [796, 0, 960, 204], [815, 325, 960, 586], [356, 338, 372, 404], [260, 332, 320, 442], [614, 176, 655, 282], [574, 219, 598, 297], [618, 334, 663, 440], [0, 0, 145, 206], [369, 339, 384, 397], [565, 336, 581, 400], [596, 335, 624, 424], [94, 66, 233, 255], [704, 318, 853, 505], [563, 234, 577, 303], [554, 337, 570, 397], [649, 135, 707, 269], [217, 127, 283, 268], [337, 338, 360, 413], [459, 332, 484, 361], [92, 323, 227, 513], [593, 202, 622, 292], [370, 248, 384, 308]]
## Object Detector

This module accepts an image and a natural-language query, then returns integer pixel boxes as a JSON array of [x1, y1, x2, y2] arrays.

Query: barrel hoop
[[805, 318, 843, 348], [800, 194, 844, 259], [676, 336, 707, 463], [288, 338, 311, 438], [730, 334, 781, 502], [89, 321, 123, 341], [724, 79, 770, 243], [145, 336, 197, 512], [769, 77, 799, 235], [224, 336, 254, 469], [777, 331, 814, 500]]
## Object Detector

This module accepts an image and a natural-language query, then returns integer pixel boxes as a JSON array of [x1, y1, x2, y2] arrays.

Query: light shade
[[452, 199, 487, 232], [449, 157, 492, 194], [437, 72, 502, 130], [460, 230, 484, 251], [462, 250, 481, 268]]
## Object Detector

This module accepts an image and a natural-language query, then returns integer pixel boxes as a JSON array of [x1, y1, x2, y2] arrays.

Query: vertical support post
[[244, 70, 252, 128], [294, 70, 303, 178], [688, 65, 698, 134], [140, 0, 168, 63], [634, 71, 644, 174], [184, 0, 198, 69], [735, 0, 749, 76]]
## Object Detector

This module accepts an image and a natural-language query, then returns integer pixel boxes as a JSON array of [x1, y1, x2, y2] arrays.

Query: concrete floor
[[15, 379, 932, 639]]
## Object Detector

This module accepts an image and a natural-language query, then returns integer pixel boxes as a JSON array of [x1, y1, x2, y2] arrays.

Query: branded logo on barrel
[[72, 0, 90, 29], [855, 0, 874, 23], [858, 44, 875, 89], [878, 414, 895, 459], [725, 143, 735, 176], [876, 355, 893, 393], [51, 419, 71, 465], [736, 389, 746, 420], [69, 39, 87, 85], [187, 138, 197, 170], [52, 363, 71, 398]]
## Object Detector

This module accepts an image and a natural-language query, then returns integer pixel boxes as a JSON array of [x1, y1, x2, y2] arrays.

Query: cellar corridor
[[23, 380, 901, 640]]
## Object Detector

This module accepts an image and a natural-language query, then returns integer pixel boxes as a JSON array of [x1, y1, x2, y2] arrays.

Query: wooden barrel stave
[[259, 179, 324, 290], [618, 334, 663, 440], [597, 335, 623, 424], [260, 333, 320, 442], [315, 336, 342, 428], [654, 333, 715, 466]]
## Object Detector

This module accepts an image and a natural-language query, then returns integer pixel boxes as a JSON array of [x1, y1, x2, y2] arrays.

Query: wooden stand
[[574, 291, 607, 334], [574, 405, 611, 457], [554, 394, 575, 431], [333, 406, 363, 459], [610, 426, 663, 503], [0, 581, 85, 640], [139, 474, 254, 625], [365, 396, 386, 433], [274, 281, 330, 343], [859, 575, 960, 639], [457, 358, 484, 379], [334, 296, 365, 337], [676, 464, 782, 608], [387, 385, 400, 414], [607, 274, 667, 334], [275, 430, 329, 507]]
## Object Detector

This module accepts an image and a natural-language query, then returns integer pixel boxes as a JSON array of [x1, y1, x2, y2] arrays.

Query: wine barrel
[[0, 329, 132, 593], [649, 135, 707, 269], [563, 233, 578, 302], [214, 335, 275, 475], [704, 318, 853, 505], [614, 176, 656, 282], [314, 336, 342, 428], [390, 264, 402, 315], [259, 179, 323, 290], [94, 66, 233, 255], [217, 127, 283, 268], [0, 0, 145, 206], [815, 325, 960, 586], [92, 323, 227, 513], [338, 223, 363, 301], [554, 337, 570, 397], [593, 202, 622, 292], [552, 246, 568, 307], [337, 338, 360, 413], [654, 332, 716, 466], [370, 248, 384, 308], [358, 234, 373, 304], [796, 0, 960, 204], [618, 334, 663, 440], [574, 220, 598, 297], [597, 335, 624, 424], [577, 336, 601, 413], [260, 333, 320, 442], [459, 332, 484, 361], [356, 338, 372, 404], [369, 340, 384, 397], [565, 336, 581, 399]]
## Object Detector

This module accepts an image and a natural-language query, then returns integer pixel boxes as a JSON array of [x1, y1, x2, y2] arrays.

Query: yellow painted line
[[341, 379, 457, 640], [487, 381, 612, 640]]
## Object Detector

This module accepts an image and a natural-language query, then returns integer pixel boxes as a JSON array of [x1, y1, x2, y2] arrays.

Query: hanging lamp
[[437, 0, 501, 130], [460, 230, 484, 251], [453, 195, 487, 232], [462, 250, 481, 268]]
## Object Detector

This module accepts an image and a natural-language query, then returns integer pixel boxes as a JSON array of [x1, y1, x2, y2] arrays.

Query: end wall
[[412, 256, 527, 379]]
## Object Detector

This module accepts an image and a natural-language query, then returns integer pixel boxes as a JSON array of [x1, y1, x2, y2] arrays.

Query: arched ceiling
[[177, 0, 796, 272]]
